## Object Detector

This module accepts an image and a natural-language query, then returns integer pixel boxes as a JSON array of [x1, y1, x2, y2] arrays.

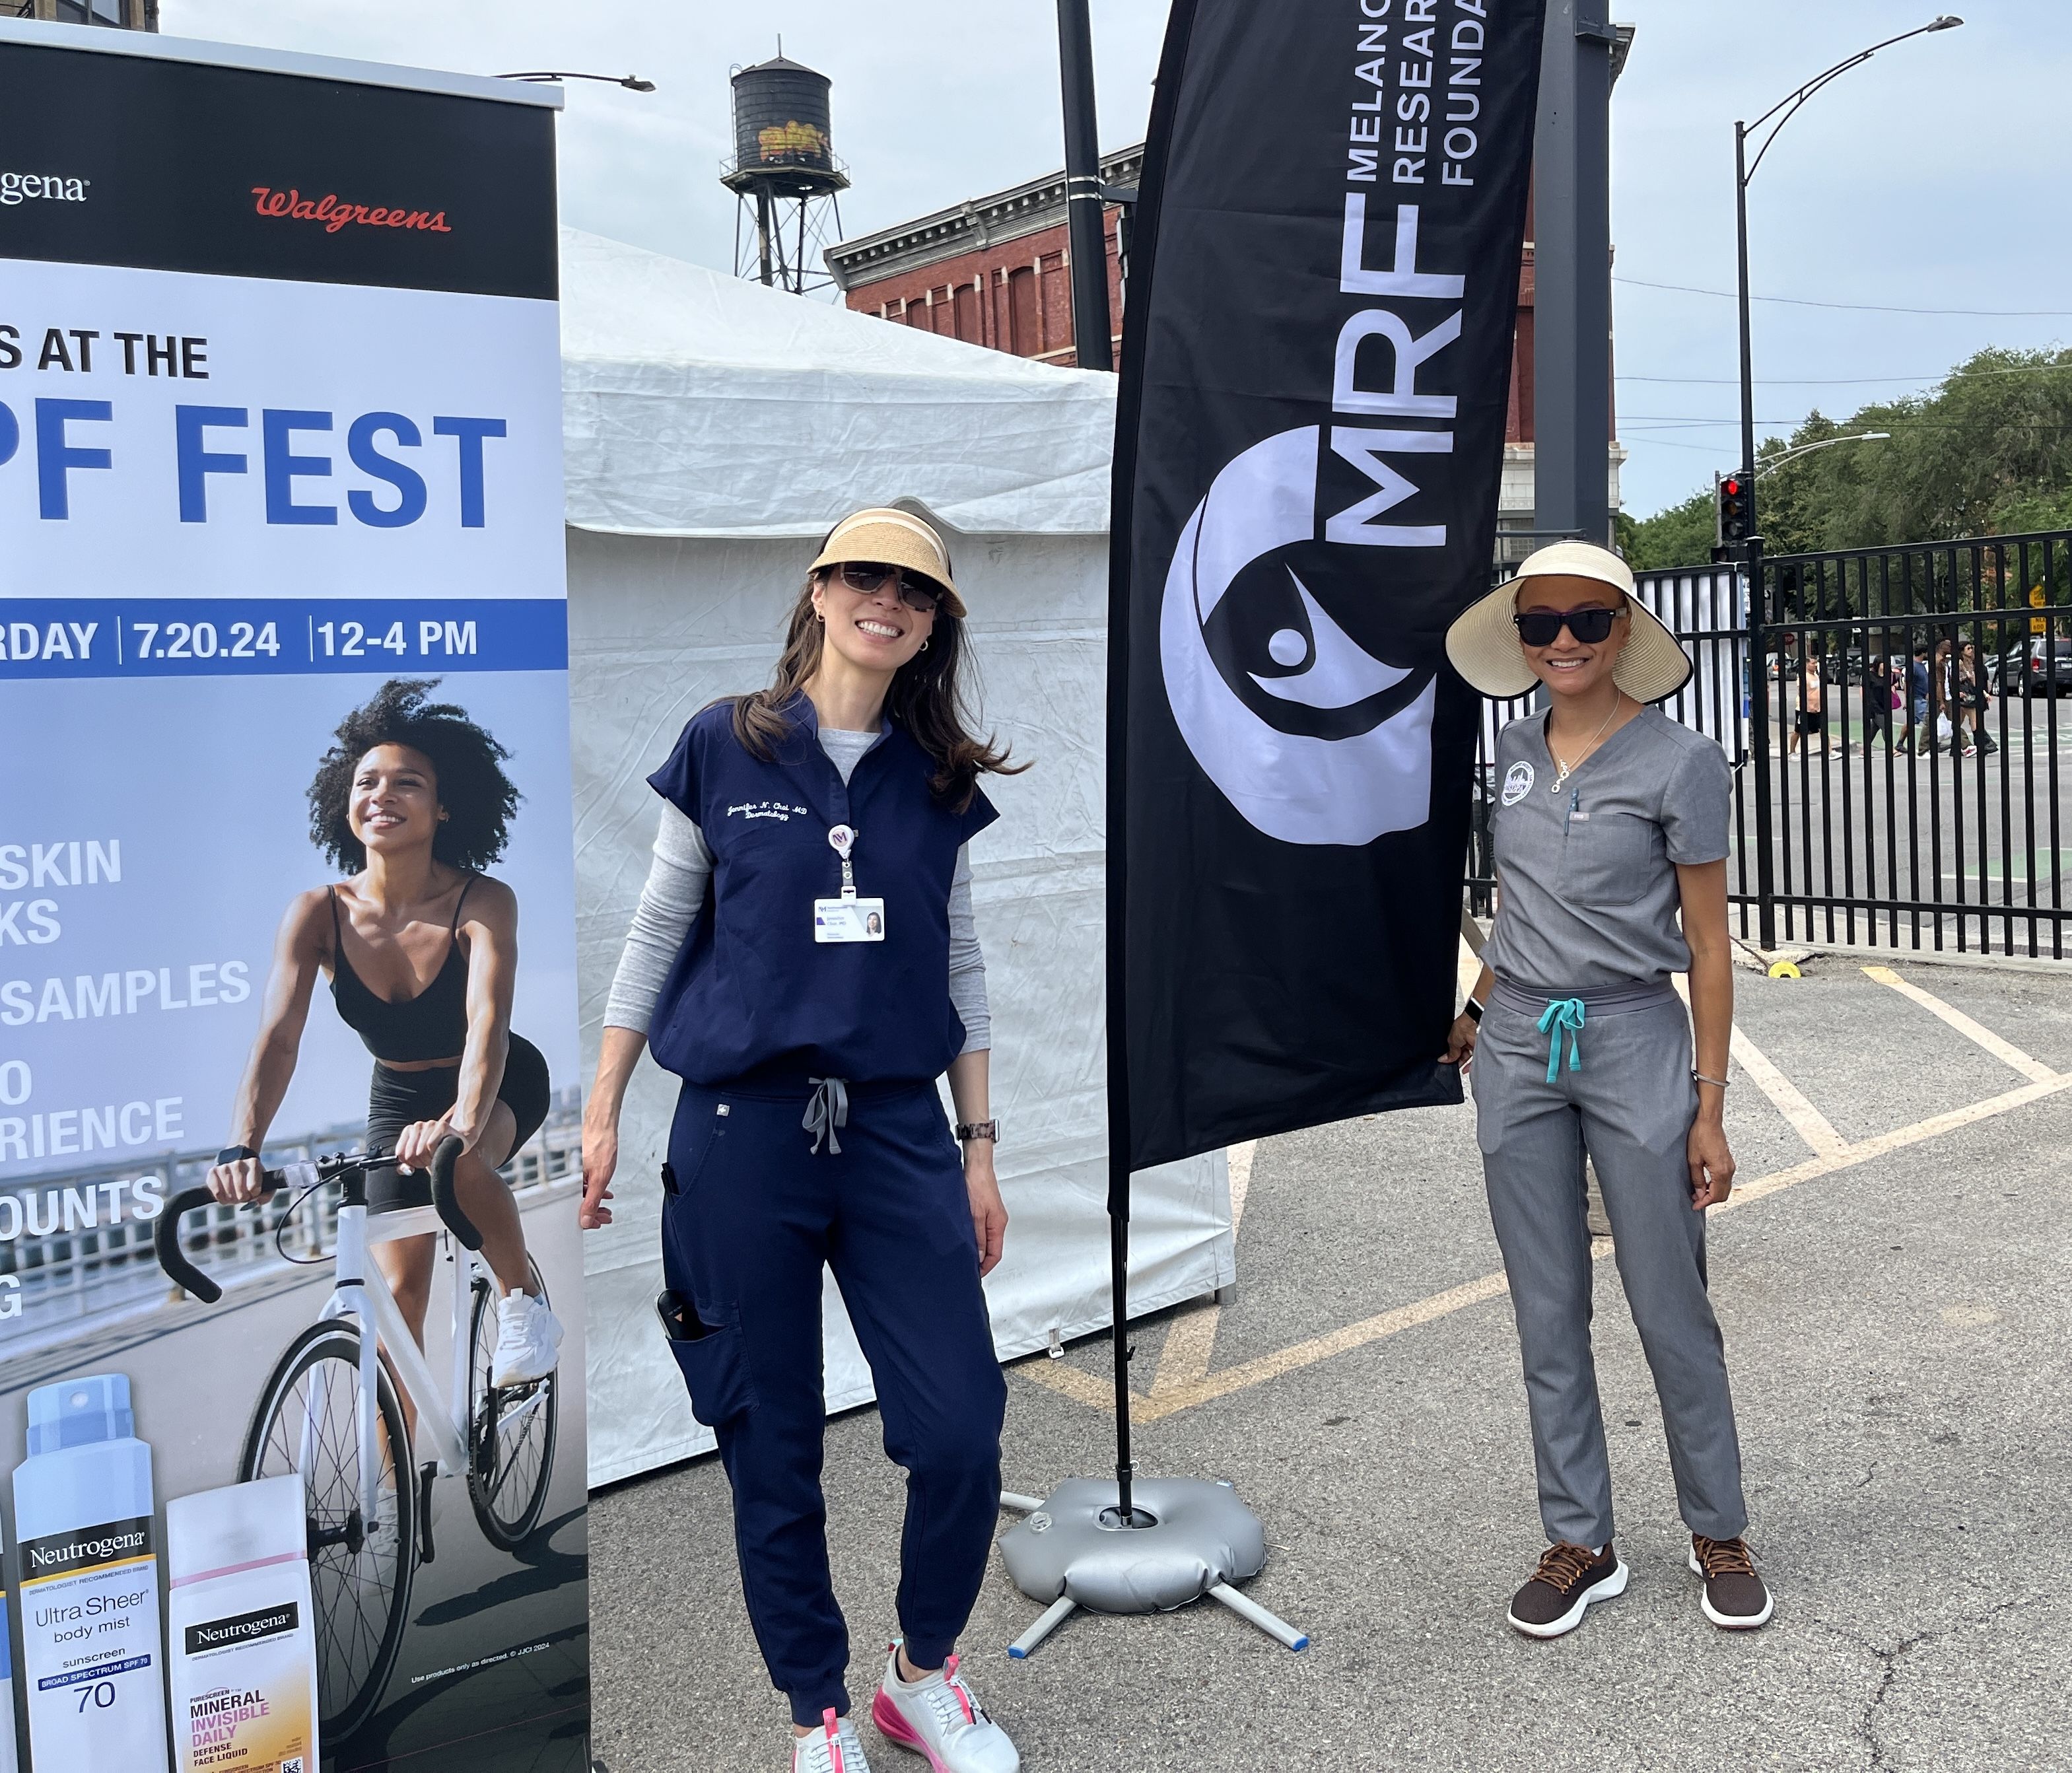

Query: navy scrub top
[[644, 695, 998, 1088]]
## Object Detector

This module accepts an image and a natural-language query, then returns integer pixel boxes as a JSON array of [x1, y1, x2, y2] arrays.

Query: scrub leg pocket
[[658, 1088, 756, 1428]]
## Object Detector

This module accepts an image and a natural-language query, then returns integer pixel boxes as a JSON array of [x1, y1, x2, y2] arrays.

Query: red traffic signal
[[1715, 471, 1754, 547]]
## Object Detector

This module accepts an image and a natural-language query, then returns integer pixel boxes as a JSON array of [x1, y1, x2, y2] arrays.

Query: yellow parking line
[[1021, 1063, 2072, 1424], [1671, 976, 1848, 1157], [1862, 965, 2058, 1084], [1145, 1140, 1258, 1399]]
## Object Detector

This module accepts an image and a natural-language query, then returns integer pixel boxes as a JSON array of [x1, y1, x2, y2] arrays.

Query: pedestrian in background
[[1441, 541, 1772, 1643], [1958, 640, 1994, 755], [1906, 642, 1933, 753], [1787, 649, 1825, 755], [1861, 654, 1894, 752]]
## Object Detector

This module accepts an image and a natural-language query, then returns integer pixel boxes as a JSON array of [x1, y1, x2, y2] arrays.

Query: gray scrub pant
[[1475, 978, 1748, 1547]]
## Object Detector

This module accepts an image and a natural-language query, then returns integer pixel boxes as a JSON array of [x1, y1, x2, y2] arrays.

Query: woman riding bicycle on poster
[[206, 678, 563, 1391]]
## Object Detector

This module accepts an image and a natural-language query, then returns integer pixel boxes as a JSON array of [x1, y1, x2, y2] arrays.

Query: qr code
[[281, 1759, 306, 1773]]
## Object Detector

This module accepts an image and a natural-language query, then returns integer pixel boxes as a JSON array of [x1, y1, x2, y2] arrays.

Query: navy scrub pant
[[660, 1078, 1006, 1727], [1474, 979, 1749, 1550]]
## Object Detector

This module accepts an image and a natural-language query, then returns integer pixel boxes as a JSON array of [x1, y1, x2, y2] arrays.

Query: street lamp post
[[496, 71, 657, 92], [1731, 15, 1960, 951], [1754, 432, 1890, 479], [1733, 16, 1960, 544]]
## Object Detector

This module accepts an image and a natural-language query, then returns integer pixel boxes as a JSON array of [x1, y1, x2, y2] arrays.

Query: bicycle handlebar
[[156, 1134, 482, 1304], [155, 1171, 283, 1305], [429, 1134, 483, 1251]]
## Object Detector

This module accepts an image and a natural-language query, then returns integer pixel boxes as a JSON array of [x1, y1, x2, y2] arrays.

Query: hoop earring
[[920, 639, 930, 652]]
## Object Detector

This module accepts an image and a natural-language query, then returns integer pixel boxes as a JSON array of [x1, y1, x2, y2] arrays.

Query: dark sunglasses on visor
[[838, 560, 941, 613], [1513, 604, 1626, 648]]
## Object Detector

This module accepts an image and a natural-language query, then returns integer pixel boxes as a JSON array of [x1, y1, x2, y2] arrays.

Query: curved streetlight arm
[[1755, 433, 1890, 479], [1742, 17, 1960, 183], [497, 71, 658, 92]]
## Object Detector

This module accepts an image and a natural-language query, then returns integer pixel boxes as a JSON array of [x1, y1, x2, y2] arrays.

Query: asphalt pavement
[[588, 954, 2071, 1773]]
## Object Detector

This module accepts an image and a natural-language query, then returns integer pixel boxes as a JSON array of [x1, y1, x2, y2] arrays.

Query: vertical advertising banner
[[0, 26, 587, 1772], [1113, 0, 1547, 1167]]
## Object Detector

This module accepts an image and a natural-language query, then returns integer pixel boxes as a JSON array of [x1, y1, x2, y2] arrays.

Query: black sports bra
[[329, 877, 474, 1064]]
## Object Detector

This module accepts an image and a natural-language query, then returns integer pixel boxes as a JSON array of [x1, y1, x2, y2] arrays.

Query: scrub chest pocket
[[1558, 808, 1657, 908]]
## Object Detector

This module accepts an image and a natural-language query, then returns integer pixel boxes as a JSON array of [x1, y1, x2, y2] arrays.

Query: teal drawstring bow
[[1538, 997, 1587, 1083]]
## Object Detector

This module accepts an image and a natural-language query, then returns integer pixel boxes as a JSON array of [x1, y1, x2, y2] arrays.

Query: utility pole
[[1531, 0, 1616, 551], [1056, 0, 1114, 372]]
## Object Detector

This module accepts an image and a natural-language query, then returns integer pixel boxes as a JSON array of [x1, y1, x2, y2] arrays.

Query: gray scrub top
[[1481, 707, 1731, 993]]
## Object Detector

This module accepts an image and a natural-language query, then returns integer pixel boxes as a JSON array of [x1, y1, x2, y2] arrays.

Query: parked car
[[1998, 638, 2072, 697], [1820, 648, 1867, 685]]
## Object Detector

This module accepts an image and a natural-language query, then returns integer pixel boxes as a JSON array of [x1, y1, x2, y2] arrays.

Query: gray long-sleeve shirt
[[603, 726, 990, 1051]]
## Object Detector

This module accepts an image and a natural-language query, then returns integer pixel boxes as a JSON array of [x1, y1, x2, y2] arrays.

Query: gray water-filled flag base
[[996, 1479, 1307, 1658]]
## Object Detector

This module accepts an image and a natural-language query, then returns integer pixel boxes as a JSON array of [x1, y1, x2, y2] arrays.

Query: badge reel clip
[[814, 823, 885, 944]]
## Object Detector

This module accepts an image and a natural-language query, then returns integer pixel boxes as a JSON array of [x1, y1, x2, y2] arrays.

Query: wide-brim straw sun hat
[[1445, 539, 1692, 703], [808, 506, 966, 618]]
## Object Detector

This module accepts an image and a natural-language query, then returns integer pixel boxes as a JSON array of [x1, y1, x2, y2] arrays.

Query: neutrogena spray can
[[167, 1475, 318, 1773], [11, 1373, 170, 1771]]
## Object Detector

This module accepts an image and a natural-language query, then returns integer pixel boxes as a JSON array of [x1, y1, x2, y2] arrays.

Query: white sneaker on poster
[[490, 1290, 564, 1387], [871, 1645, 1019, 1773], [795, 1710, 872, 1773]]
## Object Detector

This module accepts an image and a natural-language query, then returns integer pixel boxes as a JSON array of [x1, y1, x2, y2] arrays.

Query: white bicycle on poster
[[156, 1136, 560, 1741]]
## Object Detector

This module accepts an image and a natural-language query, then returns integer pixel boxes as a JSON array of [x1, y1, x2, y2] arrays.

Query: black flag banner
[[1113, 0, 1548, 1170]]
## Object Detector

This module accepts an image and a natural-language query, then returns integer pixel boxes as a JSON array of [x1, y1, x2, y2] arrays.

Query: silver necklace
[[1548, 696, 1623, 796]]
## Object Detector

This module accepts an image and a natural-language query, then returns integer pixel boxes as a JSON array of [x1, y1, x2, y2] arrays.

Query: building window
[[952, 283, 979, 345], [54, 0, 126, 22], [1006, 266, 1038, 357]]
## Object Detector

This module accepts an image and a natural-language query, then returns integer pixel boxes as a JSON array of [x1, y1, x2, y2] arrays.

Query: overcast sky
[[164, 1, 2071, 519]]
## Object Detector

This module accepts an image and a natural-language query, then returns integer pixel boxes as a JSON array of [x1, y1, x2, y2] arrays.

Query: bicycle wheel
[[240, 1321, 417, 1743], [465, 1258, 560, 1550]]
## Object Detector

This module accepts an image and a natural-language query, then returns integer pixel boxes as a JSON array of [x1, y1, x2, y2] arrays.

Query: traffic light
[[1715, 471, 1754, 549]]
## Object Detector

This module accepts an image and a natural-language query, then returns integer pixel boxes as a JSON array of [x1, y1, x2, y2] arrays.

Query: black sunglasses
[[837, 560, 940, 613], [1513, 606, 1626, 648]]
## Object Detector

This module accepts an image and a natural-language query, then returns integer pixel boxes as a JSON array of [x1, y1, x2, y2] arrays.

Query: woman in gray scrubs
[[1441, 541, 1773, 1640]]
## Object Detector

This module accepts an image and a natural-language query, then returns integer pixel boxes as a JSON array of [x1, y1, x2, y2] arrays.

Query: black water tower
[[722, 52, 850, 294]]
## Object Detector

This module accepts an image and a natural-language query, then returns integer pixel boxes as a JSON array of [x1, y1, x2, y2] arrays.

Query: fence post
[[1746, 536, 1778, 950]]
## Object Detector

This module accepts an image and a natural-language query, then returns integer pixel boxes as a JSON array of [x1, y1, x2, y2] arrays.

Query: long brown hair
[[726, 571, 1025, 810]]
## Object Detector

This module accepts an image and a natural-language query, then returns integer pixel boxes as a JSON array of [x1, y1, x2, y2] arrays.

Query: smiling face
[[811, 565, 936, 677], [348, 743, 443, 860], [1516, 576, 1631, 701]]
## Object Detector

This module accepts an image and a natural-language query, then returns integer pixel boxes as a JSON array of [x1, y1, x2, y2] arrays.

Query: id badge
[[814, 897, 886, 943]]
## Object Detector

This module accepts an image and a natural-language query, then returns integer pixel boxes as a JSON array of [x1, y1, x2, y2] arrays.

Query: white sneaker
[[490, 1290, 564, 1387], [795, 1710, 872, 1773], [871, 1644, 1018, 1773]]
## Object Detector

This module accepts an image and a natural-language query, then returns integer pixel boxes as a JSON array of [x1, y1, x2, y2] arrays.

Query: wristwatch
[[953, 1119, 999, 1146], [215, 1144, 258, 1167], [1463, 998, 1485, 1024]]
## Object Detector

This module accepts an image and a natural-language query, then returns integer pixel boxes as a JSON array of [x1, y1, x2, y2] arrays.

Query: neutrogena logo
[[0, 170, 90, 206], [249, 186, 452, 235]]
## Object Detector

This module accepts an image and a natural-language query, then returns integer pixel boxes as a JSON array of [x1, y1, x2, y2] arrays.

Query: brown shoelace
[[1694, 1535, 1756, 1578], [1532, 1542, 1600, 1591]]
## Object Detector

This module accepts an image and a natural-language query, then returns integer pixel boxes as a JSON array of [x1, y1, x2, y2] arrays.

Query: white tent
[[561, 230, 1234, 1488]]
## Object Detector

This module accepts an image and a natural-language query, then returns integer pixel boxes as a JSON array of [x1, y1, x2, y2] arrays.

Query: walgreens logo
[[0, 170, 90, 205], [249, 186, 452, 236]]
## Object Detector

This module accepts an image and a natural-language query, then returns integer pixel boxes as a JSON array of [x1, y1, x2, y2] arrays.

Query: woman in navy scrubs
[[581, 508, 1023, 1773]]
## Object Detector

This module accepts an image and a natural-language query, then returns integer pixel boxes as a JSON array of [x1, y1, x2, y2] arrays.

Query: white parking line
[[1861, 965, 2059, 1084]]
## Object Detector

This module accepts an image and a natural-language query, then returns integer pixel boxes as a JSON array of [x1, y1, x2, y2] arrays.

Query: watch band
[[215, 1144, 258, 1167], [953, 1119, 999, 1145], [1463, 997, 1485, 1023]]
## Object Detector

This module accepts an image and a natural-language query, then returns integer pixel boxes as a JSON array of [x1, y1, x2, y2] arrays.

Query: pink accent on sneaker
[[870, 1691, 942, 1770], [944, 1655, 975, 1726], [824, 1708, 846, 1773]]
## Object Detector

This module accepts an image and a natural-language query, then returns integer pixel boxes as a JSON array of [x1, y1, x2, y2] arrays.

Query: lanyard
[[827, 823, 858, 898]]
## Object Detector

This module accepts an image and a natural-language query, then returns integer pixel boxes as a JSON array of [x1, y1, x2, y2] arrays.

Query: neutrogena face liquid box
[[11, 1373, 170, 1772], [166, 1475, 318, 1773]]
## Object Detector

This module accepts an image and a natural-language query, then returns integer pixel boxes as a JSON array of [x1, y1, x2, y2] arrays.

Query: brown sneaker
[[1506, 1540, 1627, 1638], [1689, 1534, 1774, 1629]]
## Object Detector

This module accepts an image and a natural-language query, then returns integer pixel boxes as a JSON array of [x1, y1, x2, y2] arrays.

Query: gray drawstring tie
[[803, 1078, 849, 1154]]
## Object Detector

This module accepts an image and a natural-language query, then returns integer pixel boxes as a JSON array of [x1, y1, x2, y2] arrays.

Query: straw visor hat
[[808, 506, 966, 619], [1445, 540, 1692, 703]]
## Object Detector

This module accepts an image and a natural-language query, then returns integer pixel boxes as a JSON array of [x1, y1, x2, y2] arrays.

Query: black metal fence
[[1468, 530, 2072, 960]]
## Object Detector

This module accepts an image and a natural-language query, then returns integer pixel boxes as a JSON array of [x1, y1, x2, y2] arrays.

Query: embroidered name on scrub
[[814, 823, 885, 944]]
